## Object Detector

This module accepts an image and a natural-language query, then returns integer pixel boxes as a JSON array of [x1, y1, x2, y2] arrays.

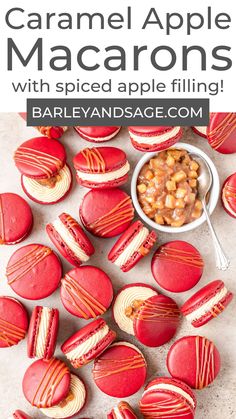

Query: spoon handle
[[202, 200, 230, 271]]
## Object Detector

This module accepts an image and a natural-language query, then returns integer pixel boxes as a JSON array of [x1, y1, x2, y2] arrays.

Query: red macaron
[[27, 306, 59, 359], [108, 220, 157, 272], [74, 126, 121, 142], [93, 341, 147, 398], [0, 192, 33, 245], [133, 294, 181, 347], [181, 280, 233, 328], [80, 188, 134, 238], [0, 296, 28, 348], [60, 266, 113, 319], [19, 113, 68, 140], [128, 126, 183, 152], [22, 358, 71, 408], [107, 401, 138, 419], [46, 212, 95, 267], [192, 125, 207, 138], [151, 241, 204, 292], [167, 335, 221, 389], [221, 172, 236, 218], [207, 112, 236, 154], [61, 318, 116, 368], [139, 377, 196, 419], [14, 136, 72, 204], [73, 146, 130, 189], [6, 243, 62, 300], [12, 410, 32, 419]]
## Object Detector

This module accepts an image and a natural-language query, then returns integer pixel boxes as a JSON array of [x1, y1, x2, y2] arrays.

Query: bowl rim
[[131, 142, 220, 233]]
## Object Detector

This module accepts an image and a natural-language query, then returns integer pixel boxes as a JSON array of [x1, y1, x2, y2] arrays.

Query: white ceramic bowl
[[131, 142, 220, 233]]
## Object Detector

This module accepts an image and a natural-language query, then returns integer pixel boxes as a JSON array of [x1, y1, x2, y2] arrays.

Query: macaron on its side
[[40, 374, 86, 419], [134, 294, 181, 347], [60, 266, 113, 319], [107, 401, 138, 419], [27, 306, 59, 359], [192, 126, 207, 138], [73, 147, 130, 189], [151, 240, 204, 292], [112, 283, 158, 335], [139, 377, 196, 419], [61, 318, 116, 368], [0, 193, 33, 245], [21, 163, 73, 205], [13, 410, 32, 419], [207, 112, 236, 154], [74, 126, 121, 142], [46, 213, 95, 267], [181, 280, 233, 327], [6, 243, 62, 300], [0, 296, 28, 348], [93, 341, 147, 398], [108, 220, 157, 272], [221, 173, 236, 218], [128, 126, 183, 152], [22, 358, 71, 408], [167, 335, 221, 389], [80, 188, 134, 238]]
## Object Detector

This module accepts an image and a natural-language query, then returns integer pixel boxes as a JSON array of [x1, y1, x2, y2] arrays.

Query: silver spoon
[[192, 154, 230, 271]]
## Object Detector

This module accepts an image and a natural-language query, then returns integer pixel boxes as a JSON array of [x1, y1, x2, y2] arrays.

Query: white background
[[0, 0, 235, 112]]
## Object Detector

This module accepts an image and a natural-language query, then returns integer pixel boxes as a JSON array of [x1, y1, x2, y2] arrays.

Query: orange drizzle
[[0, 317, 26, 346], [63, 214, 78, 229], [89, 196, 134, 236], [32, 358, 69, 408], [195, 336, 215, 389], [0, 195, 5, 244], [140, 394, 191, 418], [155, 246, 203, 269], [81, 148, 106, 173], [225, 184, 236, 203], [14, 146, 63, 178], [61, 274, 106, 319], [94, 354, 146, 380], [119, 401, 135, 415], [135, 301, 180, 323], [210, 302, 225, 318], [7, 245, 52, 285], [208, 113, 236, 150]]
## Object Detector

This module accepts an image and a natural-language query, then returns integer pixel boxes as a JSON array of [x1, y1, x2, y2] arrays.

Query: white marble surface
[[0, 114, 235, 419]]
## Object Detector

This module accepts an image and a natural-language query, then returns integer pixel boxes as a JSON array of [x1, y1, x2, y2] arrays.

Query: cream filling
[[79, 127, 120, 141], [22, 165, 71, 203], [35, 307, 52, 358], [76, 161, 130, 183], [113, 286, 157, 335], [129, 127, 181, 145], [113, 406, 124, 419], [222, 189, 236, 216], [52, 217, 89, 262], [144, 383, 195, 408], [40, 374, 86, 418], [194, 126, 207, 135], [186, 286, 228, 323], [65, 325, 109, 360], [114, 227, 149, 268]]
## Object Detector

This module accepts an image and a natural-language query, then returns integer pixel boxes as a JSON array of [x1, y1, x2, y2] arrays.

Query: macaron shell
[[0, 193, 33, 244], [134, 294, 181, 347], [129, 126, 183, 152], [93, 342, 147, 397], [192, 126, 207, 138], [74, 126, 120, 142], [0, 296, 28, 348], [167, 335, 221, 389], [73, 147, 127, 172], [129, 126, 177, 135], [37, 126, 67, 140], [14, 137, 66, 179], [60, 266, 113, 319], [207, 113, 236, 154], [6, 244, 62, 300], [80, 189, 134, 238], [131, 135, 182, 152], [76, 174, 129, 190], [22, 358, 71, 408], [108, 401, 138, 419], [13, 410, 32, 419], [151, 241, 204, 292], [222, 173, 236, 217]]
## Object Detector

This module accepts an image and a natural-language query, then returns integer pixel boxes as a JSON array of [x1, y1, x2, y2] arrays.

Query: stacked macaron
[[74, 126, 121, 142], [14, 137, 72, 204], [128, 126, 183, 152]]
